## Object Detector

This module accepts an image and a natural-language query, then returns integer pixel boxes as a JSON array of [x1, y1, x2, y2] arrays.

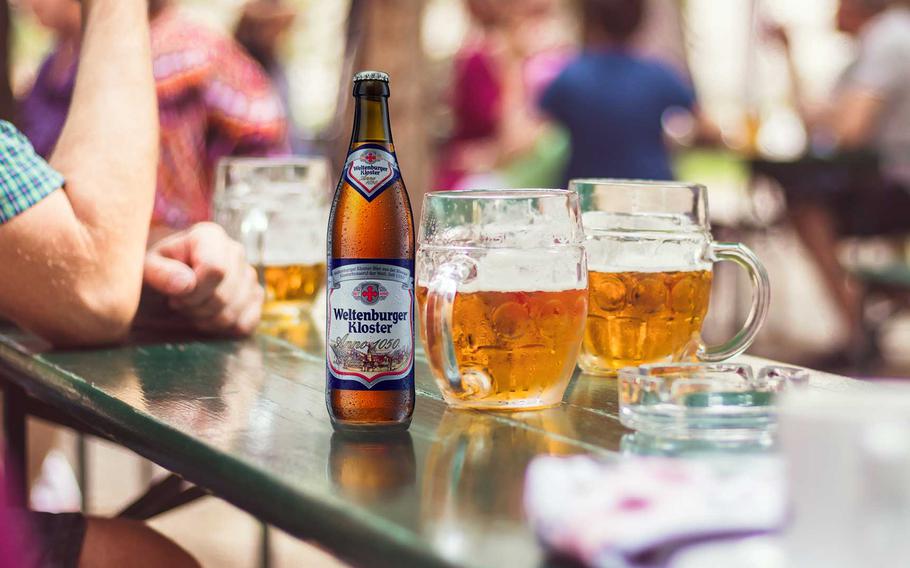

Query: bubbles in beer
[[417, 285, 587, 409], [592, 275, 625, 311], [492, 301, 532, 339], [579, 270, 713, 374]]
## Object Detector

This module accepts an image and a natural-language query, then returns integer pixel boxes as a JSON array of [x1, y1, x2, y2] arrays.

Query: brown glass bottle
[[326, 71, 415, 431]]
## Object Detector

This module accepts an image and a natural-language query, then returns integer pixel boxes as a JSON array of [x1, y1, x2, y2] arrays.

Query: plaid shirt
[[0, 120, 63, 225]]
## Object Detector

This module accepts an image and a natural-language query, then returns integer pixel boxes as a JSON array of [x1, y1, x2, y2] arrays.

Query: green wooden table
[[0, 321, 868, 568]]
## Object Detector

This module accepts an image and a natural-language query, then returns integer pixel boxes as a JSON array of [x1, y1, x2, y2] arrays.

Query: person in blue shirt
[[540, 0, 701, 186]]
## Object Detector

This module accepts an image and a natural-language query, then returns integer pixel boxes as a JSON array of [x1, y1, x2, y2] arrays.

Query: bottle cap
[[353, 71, 390, 84]]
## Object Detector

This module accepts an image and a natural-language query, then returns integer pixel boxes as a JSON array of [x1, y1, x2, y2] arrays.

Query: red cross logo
[[353, 281, 387, 305], [364, 152, 378, 164], [362, 285, 379, 303]]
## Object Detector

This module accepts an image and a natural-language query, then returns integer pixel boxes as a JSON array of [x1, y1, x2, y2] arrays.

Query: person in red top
[[20, 0, 290, 232], [433, 0, 571, 191]]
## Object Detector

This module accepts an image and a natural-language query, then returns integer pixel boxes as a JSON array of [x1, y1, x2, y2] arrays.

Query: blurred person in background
[[539, 0, 716, 187], [19, 0, 289, 234], [234, 0, 309, 154], [769, 0, 910, 365], [433, 0, 572, 191]]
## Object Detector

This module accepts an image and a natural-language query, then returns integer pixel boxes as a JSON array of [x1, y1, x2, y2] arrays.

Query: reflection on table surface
[[0, 320, 866, 568], [258, 312, 324, 352]]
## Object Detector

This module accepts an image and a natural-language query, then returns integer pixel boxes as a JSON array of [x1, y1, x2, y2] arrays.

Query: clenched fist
[[143, 223, 263, 336]]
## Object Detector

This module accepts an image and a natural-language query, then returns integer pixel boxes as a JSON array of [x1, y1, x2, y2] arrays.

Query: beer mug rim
[[570, 178, 709, 234], [568, 178, 706, 203], [424, 188, 574, 200], [570, 178, 704, 190], [618, 361, 752, 379], [420, 188, 585, 248], [569, 178, 706, 197], [217, 156, 330, 168], [214, 156, 332, 208]]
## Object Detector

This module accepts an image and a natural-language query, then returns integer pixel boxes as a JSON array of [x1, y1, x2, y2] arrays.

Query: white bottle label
[[327, 259, 414, 390]]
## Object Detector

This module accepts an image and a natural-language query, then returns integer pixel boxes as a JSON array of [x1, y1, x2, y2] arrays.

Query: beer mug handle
[[699, 242, 771, 362], [425, 257, 492, 397], [240, 206, 270, 266]]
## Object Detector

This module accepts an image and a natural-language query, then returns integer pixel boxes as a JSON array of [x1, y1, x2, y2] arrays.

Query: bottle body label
[[342, 144, 400, 202], [327, 259, 415, 390]]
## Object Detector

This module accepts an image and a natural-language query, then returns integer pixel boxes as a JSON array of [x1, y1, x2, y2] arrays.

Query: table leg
[[77, 433, 89, 512], [259, 523, 272, 568], [118, 473, 207, 521], [139, 458, 155, 486], [3, 382, 27, 507]]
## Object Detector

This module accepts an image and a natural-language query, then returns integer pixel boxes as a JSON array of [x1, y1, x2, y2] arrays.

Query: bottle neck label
[[327, 258, 415, 390], [342, 143, 400, 202]]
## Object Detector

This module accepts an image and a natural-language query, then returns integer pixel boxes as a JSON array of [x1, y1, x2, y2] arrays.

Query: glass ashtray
[[618, 363, 809, 441]]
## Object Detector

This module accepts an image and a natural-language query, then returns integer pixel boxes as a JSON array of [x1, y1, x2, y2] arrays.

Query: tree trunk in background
[[335, 0, 429, 220], [0, 0, 16, 124]]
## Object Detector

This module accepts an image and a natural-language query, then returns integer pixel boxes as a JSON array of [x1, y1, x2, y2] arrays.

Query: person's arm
[[493, 46, 549, 168], [820, 24, 897, 150], [0, 0, 157, 346], [767, 24, 876, 143], [655, 62, 720, 147], [828, 88, 885, 149]]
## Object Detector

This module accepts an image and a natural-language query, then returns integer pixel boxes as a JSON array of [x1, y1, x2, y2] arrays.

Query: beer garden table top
[[0, 320, 873, 568]]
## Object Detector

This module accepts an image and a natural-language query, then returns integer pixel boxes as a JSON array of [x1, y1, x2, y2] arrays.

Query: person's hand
[[143, 223, 263, 336]]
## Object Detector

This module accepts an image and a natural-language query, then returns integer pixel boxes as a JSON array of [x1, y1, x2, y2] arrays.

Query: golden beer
[[417, 286, 587, 407], [579, 269, 712, 374], [260, 263, 325, 320]]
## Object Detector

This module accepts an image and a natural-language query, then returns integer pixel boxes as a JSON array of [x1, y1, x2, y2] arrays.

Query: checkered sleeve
[[0, 120, 64, 225]]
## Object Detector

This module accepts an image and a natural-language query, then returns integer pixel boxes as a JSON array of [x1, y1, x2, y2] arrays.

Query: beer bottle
[[326, 71, 415, 430]]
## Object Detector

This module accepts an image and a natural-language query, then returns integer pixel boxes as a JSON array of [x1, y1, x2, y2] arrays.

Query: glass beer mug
[[417, 190, 588, 410], [571, 179, 770, 375], [214, 157, 331, 324]]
